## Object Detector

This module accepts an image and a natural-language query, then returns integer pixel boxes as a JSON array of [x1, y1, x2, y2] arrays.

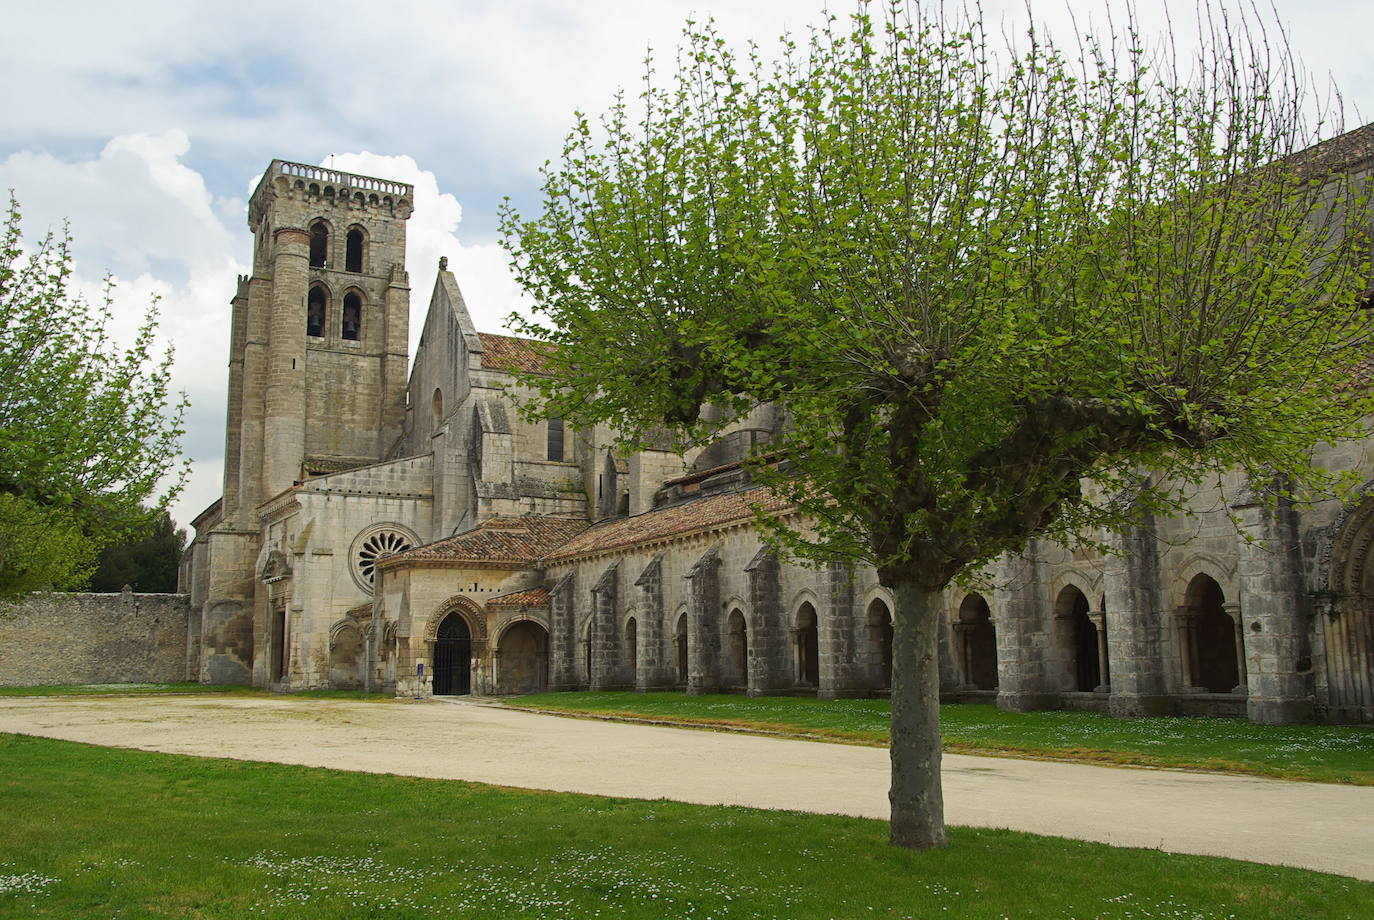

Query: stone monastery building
[[183, 143, 1374, 725]]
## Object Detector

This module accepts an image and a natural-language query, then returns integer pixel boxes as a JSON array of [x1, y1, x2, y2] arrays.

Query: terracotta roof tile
[[544, 487, 791, 562], [385, 515, 589, 568], [1287, 122, 1374, 179], [478, 333, 555, 375], [487, 588, 550, 607]]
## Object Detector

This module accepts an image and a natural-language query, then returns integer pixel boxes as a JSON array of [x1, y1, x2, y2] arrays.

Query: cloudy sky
[[2, 0, 1371, 530]]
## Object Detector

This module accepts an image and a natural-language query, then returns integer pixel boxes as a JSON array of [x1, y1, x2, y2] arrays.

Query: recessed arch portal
[[497, 619, 548, 694], [433, 613, 472, 695]]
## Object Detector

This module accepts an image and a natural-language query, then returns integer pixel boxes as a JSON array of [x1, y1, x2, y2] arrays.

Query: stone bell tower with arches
[[196, 160, 413, 684]]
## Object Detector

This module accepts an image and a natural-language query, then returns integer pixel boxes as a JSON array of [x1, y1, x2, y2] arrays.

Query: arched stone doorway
[[867, 598, 893, 690], [725, 609, 748, 689], [498, 621, 549, 694], [1179, 574, 1242, 693], [433, 613, 472, 695], [955, 594, 998, 690], [795, 602, 819, 687]]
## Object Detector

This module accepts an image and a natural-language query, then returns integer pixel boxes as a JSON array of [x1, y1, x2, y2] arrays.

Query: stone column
[[1089, 609, 1110, 692], [1175, 607, 1199, 690], [548, 573, 578, 690], [685, 546, 721, 695], [1223, 602, 1248, 691], [819, 561, 864, 699], [1231, 487, 1314, 724], [261, 226, 310, 499], [993, 549, 1051, 712], [744, 547, 786, 696], [589, 562, 620, 690], [633, 555, 666, 691], [1102, 518, 1172, 718]]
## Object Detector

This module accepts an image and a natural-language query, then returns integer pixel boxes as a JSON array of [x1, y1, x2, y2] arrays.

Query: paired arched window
[[342, 291, 363, 340], [345, 226, 365, 273], [309, 220, 329, 268], [306, 286, 328, 338]]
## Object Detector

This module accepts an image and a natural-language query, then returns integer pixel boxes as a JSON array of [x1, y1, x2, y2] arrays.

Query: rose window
[[356, 530, 413, 585]]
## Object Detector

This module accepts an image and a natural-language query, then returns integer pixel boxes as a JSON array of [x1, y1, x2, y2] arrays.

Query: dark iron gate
[[433, 613, 472, 695]]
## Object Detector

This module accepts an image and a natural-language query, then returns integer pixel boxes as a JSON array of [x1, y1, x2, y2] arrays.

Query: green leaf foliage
[[0, 197, 188, 600], [502, 2, 1373, 590]]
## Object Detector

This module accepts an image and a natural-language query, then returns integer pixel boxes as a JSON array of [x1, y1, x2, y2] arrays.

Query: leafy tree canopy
[[88, 509, 186, 594], [503, 1, 1373, 849], [0, 198, 188, 600]]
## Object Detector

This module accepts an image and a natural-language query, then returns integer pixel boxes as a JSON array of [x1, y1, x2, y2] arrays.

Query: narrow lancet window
[[342, 291, 362, 341]]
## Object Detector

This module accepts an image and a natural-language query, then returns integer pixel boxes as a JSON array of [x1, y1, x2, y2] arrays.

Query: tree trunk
[[887, 577, 947, 849]]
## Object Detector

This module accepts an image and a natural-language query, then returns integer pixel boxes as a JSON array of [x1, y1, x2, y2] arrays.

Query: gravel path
[[1, 693, 1370, 880]]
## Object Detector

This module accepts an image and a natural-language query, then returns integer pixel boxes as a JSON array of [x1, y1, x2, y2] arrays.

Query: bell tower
[[224, 160, 414, 523], [199, 160, 413, 685]]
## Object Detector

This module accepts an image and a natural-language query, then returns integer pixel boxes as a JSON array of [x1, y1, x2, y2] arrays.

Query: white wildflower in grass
[[0, 872, 57, 895]]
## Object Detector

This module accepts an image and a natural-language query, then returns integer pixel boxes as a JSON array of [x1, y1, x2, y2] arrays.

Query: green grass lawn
[[0, 733, 1368, 919], [506, 692, 1374, 784]]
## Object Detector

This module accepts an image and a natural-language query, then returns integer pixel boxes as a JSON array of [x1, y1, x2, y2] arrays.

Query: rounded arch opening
[[955, 593, 998, 690], [1180, 573, 1240, 693], [433, 612, 472, 695], [309, 220, 329, 268], [342, 290, 363, 340], [345, 225, 366, 273], [497, 619, 548, 694], [725, 608, 749, 689], [866, 598, 893, 689], [674, 612, 688, 687], [795, 602, 819, 687], [307, 285, 328, 338], [1054, 585, 1100, 692]]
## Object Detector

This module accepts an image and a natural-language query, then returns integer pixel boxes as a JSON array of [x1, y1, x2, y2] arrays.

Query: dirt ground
[[1, 693, 1371, 881]]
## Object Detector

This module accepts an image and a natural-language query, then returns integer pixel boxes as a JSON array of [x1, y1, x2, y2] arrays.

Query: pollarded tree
[[501, 2, 1373, 849], [0, 198, 188, 599]]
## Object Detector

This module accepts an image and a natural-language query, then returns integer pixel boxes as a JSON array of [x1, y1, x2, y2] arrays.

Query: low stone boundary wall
[[0, 592, 191, 686]]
